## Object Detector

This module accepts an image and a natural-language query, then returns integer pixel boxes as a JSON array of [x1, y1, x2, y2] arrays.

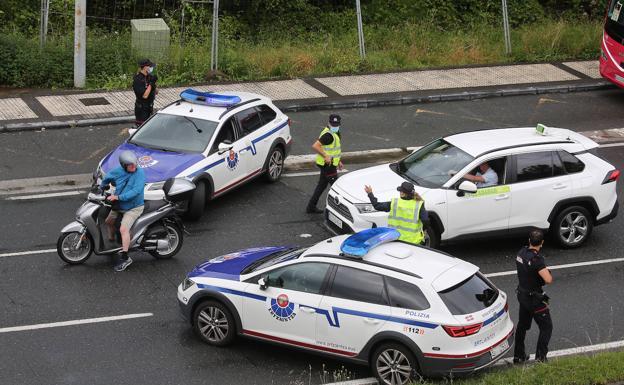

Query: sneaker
[[306, 207, 324, 214], [114, 256, 133, 272], [513, 354, 530, 364]]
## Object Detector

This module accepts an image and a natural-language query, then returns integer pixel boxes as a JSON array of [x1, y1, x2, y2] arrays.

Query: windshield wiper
[[240, 248, 296, 275], [392, 163, 420, 186], [183, 116, 203, 133]]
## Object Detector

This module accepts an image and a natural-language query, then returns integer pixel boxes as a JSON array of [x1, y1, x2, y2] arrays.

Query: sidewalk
[[0, 60, 610, 132]]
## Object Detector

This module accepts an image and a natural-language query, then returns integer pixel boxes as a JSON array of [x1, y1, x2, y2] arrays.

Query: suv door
[[315, 265, 391, 356], [205, 117, 250, 196], [445, 156, 512, 238], [242, 262, 331, 346], [508, 151, 572, 229], [234, 105, 278, 175]]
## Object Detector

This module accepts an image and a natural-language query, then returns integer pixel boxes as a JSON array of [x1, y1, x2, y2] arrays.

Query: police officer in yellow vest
[[306, 114, 343, 214], [364, 182, 429, 245]]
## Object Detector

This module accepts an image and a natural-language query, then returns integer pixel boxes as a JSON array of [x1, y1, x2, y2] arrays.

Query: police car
[[178, 228, 514, 383], [326, 125, 619, 248], [95, 89, 292, 219]]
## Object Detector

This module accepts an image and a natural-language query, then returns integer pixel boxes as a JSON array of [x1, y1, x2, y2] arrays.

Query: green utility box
[[131, 18, 170, 59]]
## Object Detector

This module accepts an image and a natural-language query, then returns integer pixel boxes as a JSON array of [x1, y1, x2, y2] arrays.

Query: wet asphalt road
[[1, 90, 624, 385]]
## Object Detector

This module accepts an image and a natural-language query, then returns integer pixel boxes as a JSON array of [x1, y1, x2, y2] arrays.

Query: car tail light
[[443, 323, 483, 337], [602, 169, 620, 184]]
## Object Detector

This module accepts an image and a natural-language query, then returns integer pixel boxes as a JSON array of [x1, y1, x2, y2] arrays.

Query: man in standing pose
[[133, 58, 157, 127]]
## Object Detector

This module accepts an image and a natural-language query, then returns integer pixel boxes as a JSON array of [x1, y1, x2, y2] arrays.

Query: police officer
[[133, 58, 157, 127], [364, 182, 429, 245], [514, 229, 553, 363], [306, 114, 343, 214]]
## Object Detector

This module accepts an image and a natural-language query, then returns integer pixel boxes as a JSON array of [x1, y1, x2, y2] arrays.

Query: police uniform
[[306, 115, 342, 214], [514, 246, 553, 362], [133, 59, 157, 126]]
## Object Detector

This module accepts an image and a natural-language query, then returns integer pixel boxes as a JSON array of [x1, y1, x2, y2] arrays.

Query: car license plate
[[328, 212, 343, 228], [490, 340, 509, 359]]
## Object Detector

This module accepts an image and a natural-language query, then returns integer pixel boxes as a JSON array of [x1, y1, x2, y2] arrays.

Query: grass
[[417, 350, 624, 385]]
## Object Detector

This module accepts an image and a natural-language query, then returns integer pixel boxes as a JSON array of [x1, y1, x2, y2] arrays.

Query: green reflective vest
[[315, 127, 341, 167], [388, 198, 424, 245]]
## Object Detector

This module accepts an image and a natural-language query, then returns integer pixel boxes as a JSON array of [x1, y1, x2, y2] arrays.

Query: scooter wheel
[[149, 223, 183, 259], [57, 232, 93, 265]]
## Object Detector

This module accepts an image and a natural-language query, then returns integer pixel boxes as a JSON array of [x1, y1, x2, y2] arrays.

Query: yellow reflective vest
[[388, 198, 424, 245], [315, 127, 341, 167]]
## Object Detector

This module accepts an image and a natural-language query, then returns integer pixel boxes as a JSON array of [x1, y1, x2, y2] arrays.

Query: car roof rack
[[304, 252, 423, 279]]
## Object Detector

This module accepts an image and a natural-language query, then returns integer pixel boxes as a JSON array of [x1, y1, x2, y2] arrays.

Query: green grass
[[417, 350, 624, 385]]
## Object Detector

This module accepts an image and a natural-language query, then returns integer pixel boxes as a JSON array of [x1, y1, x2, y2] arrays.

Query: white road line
[[598, 142, 624, 148], [0, 248, 56, 258], [6, 190, 84, 200], [484, 257, 624, 278], [326, 338, 624, 385], [283, 169, 349, 178], [0, 313, 154, 334]]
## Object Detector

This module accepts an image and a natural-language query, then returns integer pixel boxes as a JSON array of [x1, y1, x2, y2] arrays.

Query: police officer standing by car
[[306, 114, 343, 214], [364, 182, 429, 245], [514, 229, 553, 363], [133, 59, 158, 127]]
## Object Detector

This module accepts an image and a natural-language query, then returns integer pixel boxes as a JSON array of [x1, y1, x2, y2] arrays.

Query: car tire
[[264, 146, 284, 183], [193, 300, 236, 347], [185, 181, 206, 221], [552, 205, 593, 248], [57, 231, 93, 265], [423, 225, 440, 249], [371, 342, 420, 385]]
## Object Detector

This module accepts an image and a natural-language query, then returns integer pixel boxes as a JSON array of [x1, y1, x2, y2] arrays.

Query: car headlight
[[148, 181, 165, 191], [182, 277, 195, 291], [354, 203, 377, 214]]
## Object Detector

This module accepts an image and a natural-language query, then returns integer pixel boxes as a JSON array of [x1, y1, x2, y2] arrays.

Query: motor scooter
[[57, 178, 195, 264]]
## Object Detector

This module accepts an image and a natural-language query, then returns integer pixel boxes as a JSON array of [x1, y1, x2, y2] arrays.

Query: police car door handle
[[364, 317, 381, 325], [552, 183, 567, 190], [494, 194, 509, 201], [299, 306, 316, 314]]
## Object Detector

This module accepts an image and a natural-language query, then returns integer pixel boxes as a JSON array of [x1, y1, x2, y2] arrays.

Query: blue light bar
[[340, 228, 400, 257], [180, 89, 241, 107]]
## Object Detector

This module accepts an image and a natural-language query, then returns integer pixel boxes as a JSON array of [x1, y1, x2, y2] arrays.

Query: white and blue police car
[[178, 228, 514, 383], [95, 89, 292, 220]]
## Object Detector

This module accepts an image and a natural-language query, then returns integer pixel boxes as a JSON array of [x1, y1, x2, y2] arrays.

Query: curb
[[0, 81, 614, 133]]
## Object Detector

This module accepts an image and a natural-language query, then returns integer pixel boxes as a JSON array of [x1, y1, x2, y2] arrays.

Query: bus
[[601, 0, 624, 87]]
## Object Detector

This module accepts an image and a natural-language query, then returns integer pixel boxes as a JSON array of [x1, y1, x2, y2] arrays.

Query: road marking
[[283, 169, 349, 178], [6, 190, 84, 200], [0, 313, 154, 334], [484, 257, 624, 278], [0, 248, 57, 258], [599, 142, 624, 148], [326, 338, 624, 385]]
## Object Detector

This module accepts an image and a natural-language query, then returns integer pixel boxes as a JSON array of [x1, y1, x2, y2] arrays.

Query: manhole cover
[[79, 97, 110, 106]]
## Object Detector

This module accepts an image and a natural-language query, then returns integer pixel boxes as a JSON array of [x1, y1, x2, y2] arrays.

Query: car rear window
[[385, 276, 430, 310], [438, 273, 498, 315], [329, 266, 388, 306], [558, 151, 585, 173]]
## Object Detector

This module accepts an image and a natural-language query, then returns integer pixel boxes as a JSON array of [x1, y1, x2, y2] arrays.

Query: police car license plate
[[490, 340, 509, 359], [328, 212, 343, 228]]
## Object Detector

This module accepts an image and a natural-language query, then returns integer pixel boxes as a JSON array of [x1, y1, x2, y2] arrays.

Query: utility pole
[[355, 0, 366, 59], [211, 0, 220, 72], [501, 0, 512, 55], [39, 0, 50, 48], [74, 0, 86, 88]]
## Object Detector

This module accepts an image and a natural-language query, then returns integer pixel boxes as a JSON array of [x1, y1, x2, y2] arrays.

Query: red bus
[[601, 1, 624, 86]]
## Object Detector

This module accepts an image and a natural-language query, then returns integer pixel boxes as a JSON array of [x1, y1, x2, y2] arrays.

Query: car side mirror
[[218, 141, 233, 154], [457, 180, 477, 197], [258, 277, 268, 290], [128, 128, 137, 136]]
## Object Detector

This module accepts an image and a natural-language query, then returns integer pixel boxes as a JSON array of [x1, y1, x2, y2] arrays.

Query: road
[[1, 90, 624, 385]]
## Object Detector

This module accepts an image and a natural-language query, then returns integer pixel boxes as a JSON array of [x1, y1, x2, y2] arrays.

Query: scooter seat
[[143, 199, 168, 214]]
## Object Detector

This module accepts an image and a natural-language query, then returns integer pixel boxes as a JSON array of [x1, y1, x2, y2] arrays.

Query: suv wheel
[[264, 146, 284, 183], [185, 181, 206, 221], [193, 300, 236, 346], [423, 225, 440, 249], [372, 343, 419, 385], [553, 205, 593, 248]]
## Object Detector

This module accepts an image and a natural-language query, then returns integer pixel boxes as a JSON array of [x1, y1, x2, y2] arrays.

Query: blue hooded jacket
[[100, 166, 145, 211]]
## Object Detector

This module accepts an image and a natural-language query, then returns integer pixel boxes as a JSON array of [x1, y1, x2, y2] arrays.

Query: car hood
[[187, 246, 291, 281], [334, 164, 432, 202], [100, 142, 204, 183]]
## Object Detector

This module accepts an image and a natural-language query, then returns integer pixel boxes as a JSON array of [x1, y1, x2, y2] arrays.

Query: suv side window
[[263, 262, 330, 294], [210, 118, 236, 154], [515, 151, 556, 182], [329, 266, 388, 305], [558, 151, 585, 173], [385, 276, 430, 310], [257, 104, 277, 124], [236, 107, 264, 136]]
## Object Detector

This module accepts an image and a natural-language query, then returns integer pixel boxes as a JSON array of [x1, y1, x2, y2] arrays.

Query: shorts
[[107, 205, 144, 230]]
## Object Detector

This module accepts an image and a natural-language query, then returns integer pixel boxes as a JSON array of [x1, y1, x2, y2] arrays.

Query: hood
[[334, 164, 431, 202], [188, 246, 290, 281], [100, 142, 204, 183]]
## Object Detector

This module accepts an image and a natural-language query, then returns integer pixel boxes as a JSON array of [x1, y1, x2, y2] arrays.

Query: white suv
[[326, 126, 619, 248], [178, 228, 514, 383]]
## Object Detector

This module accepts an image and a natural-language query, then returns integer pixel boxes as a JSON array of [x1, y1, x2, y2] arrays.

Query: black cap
[[138, 58, 154, 67], [397, 181, 415, 194], [329, 114, 341, 127]]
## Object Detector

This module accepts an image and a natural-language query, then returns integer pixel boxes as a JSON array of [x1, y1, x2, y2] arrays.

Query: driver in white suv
[[463, 161, 498, 188]]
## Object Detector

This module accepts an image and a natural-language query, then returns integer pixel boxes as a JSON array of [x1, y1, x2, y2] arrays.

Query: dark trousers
[[307, 165, 338, 210], [514, 292, 553, 361], [134, 101, 153, 126]]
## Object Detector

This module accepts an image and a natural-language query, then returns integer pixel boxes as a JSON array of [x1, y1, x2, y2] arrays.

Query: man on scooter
[[100, 150, 146, 272]]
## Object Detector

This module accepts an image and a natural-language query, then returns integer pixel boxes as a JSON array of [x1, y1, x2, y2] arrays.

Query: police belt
[[135, 100, 152, 107], [516, 286, 543, 296]]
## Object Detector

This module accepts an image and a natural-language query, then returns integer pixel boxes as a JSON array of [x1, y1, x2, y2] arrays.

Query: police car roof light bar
[[180, 89, 242, 107], [340, 228, 401, 258]]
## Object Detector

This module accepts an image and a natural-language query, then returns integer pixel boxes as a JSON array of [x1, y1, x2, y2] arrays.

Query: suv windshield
[[241, 248, 306, 274], [606, 0, 624, 43], [438, 273, 499, 315], [130, 113, 218, 153], [393, 139, 474, 188]]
